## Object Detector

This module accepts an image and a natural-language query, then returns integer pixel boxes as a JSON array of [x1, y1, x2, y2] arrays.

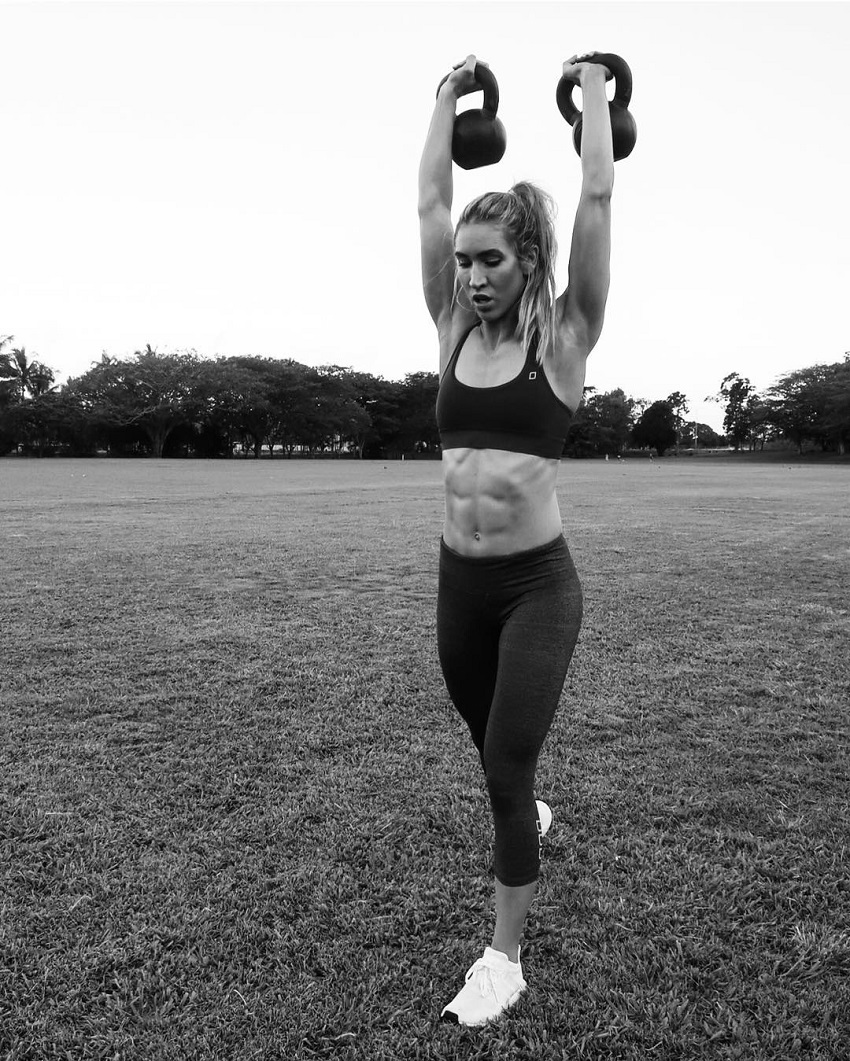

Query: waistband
[[439, 533, 567, 568]]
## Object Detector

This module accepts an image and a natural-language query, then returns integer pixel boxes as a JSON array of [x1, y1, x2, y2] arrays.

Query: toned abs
[[442, 448, 563, 556]]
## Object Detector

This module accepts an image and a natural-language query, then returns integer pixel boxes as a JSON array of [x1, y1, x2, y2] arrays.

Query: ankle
[[490, 941, 520, 964]]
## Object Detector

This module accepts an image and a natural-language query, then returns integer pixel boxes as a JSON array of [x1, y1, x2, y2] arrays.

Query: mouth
[[472, 295, 493, 308]]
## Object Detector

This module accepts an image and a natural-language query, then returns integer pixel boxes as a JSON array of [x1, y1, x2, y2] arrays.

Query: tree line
[[1, 336, 848, 458], [715, 366, 850, 456]]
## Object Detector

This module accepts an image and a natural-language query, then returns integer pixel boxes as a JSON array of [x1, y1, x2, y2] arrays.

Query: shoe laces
[[465, 955, 511, 1005]]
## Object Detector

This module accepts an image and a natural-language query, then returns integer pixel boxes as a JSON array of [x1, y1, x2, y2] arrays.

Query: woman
[[418, 52, 615, 1026]]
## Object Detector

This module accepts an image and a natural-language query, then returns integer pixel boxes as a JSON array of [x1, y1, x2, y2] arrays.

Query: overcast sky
[[3, 0, 849, 431]]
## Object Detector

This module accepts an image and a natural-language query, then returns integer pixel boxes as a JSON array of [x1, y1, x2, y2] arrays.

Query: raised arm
[[418, 56, 480, 335], [557, 54, 615, 355]]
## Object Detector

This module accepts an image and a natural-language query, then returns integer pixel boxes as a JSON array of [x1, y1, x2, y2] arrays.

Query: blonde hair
[[455, 181, 558, 364]]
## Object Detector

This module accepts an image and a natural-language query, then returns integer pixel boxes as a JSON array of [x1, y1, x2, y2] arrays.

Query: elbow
[[582, 167, 614, 200], [583, 183, 613, 206], [580, 154, 614, 199]]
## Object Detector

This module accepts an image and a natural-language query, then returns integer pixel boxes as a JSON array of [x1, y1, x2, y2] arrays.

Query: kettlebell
[[556, 52, 636, 161], [436, 63, 507, 170]]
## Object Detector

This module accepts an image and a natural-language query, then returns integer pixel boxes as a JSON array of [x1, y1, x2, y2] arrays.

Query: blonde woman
[[419, 52, 615, 1026]]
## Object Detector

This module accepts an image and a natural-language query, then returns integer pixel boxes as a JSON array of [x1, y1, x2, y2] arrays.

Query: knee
[[483, 752, 534, 816]]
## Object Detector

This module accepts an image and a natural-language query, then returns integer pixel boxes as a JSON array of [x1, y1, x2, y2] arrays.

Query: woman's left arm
[[557, 54, 616, 355]]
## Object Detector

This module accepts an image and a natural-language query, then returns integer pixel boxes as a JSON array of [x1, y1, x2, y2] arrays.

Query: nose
[[469, 263, 487, 290]]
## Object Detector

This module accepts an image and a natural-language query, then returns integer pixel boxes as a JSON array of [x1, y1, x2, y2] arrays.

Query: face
[[454, 222, 531, 321]]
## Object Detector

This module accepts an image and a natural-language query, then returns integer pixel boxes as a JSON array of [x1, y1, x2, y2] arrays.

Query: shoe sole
[[440, 985, 526, 1027]]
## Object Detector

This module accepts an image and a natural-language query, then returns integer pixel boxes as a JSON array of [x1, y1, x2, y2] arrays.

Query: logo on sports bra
[[528, 371, 537, 380]]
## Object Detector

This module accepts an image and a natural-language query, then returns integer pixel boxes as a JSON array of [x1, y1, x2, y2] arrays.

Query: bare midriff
[[442, 447, 563, 557]]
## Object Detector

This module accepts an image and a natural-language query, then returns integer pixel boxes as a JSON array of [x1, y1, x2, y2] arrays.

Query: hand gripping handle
[[437, 62, 500, 117], [556, 52, 633, 127]]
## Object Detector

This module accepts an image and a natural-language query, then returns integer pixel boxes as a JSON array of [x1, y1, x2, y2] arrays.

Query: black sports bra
[[436, 323, 573, 459]]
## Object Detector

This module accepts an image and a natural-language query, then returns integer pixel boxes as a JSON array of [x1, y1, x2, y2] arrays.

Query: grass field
[[2, 456, 849, 1060]]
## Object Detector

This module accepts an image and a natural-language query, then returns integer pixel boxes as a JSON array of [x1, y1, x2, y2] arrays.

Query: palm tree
[[0, 345, 56, 402], [0, 335, 16, 405]]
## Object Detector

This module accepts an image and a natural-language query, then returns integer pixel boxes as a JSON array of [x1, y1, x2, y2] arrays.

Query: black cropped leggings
[[437, 535, 583, 887]]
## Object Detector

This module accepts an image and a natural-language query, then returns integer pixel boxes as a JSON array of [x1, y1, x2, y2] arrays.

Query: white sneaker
[[440, 946, 527, 1026], [536, 800, 553, 839]]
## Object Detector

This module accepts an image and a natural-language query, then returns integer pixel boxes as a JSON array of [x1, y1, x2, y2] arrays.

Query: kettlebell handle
[[556, 52, 633, 127], [436, 62, 500, 118]]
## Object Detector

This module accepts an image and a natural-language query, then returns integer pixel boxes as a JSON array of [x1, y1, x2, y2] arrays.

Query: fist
[[561, 51, 612, 84], [441, 54, 490, 99]]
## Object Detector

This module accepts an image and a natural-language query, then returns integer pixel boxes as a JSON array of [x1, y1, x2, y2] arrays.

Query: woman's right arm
[[418, 56, 478, 334]]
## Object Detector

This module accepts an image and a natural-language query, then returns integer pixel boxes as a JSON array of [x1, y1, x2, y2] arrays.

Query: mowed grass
[[2, 456, 849, 1061]]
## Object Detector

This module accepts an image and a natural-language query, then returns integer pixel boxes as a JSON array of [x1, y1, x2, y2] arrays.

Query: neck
[[478, 304, 522, 353]]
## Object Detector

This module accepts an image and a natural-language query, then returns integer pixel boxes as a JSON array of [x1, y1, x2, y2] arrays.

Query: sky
[[3, 0, 849, 432]]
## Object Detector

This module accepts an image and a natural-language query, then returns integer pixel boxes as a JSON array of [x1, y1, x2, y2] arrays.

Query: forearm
[[418, 85, 457, 214], [577, 68, 614, 197]]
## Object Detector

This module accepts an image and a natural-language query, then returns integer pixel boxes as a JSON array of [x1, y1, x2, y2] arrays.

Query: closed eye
[[455, 256, 502, 268]]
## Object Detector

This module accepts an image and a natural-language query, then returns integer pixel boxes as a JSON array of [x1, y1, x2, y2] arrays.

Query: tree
[[822, 356, 850, 455], [67, 347, 203, 458], [715, 373, 756, 450], [632, 400, 678, 456], [0, 346, 56, 403], [3, 391, 68, 457], [397, 371, 440, 456], [0, 342, 58, 454], [566, 388, 636, 456], [313, 365, 371, 455], [692, 423, 725, 448], [195, 357, 263, 457], [0, 337, 20, 407], [666, 390, 689, 452], [746, 396, 776, 451], [765, 360, 850, 454], [352, 375, 404, 458], [208, 356, 317, 458]]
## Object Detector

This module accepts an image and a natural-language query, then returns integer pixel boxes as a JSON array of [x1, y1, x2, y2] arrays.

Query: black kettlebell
[[436, 63, 506, 170], [556, 53, 636, 161]]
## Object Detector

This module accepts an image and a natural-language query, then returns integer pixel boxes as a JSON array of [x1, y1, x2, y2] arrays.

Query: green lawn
[[2, 457, 849, 1060]]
